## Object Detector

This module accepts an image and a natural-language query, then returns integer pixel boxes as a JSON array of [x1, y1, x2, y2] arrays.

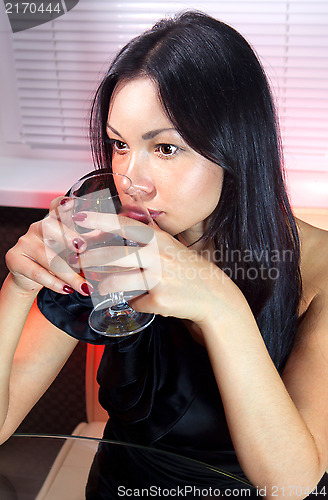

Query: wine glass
[[68, 172, 156, 337]]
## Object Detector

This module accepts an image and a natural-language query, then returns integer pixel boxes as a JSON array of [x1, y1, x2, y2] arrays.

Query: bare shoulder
[[283, 217, 328, 385], [281, 220, 328, 463], [296, 218, 328, 315]]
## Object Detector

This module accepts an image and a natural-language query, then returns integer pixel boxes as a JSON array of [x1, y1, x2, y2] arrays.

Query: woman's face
[[106, 77, 224, 245]]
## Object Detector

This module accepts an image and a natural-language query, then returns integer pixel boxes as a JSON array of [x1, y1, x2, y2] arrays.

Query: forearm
[[202, 295, 323, 497], [0, 274, 37, 429]]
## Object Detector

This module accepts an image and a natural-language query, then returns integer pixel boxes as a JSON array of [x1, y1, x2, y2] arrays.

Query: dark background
[[0, 206, 87, 434]]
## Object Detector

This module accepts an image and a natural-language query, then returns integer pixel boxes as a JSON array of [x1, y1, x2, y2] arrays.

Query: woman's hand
[[131, 230, 244, 326], [72, 211, 244, 327], [5, 197, 93, 297]]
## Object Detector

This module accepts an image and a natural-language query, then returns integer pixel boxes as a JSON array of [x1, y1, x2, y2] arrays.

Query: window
[[1, 0, 327, 171]]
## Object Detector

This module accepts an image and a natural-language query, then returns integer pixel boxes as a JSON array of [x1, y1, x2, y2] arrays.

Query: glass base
[[88, 298, 155, 336]]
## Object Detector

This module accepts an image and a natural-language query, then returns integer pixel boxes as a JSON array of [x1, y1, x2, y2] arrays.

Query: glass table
[[0, 433, 256, 499]]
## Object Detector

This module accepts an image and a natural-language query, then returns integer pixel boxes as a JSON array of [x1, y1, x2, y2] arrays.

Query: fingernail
[[72, 212, 87, 222], [69, 254, 79, 265], [72, 238, 85, 250], [81, 282, 94, 295], [60, 197, 70, 206], [63, 285, 74, 294]]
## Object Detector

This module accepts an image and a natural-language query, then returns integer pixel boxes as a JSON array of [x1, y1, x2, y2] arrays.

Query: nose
[[123, 152, 155, 196]]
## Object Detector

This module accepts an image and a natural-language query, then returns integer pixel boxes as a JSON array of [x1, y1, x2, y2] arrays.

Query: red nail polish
[[81, 282, 94, 295], [72, 212, 87, 222], [63, 285, 74, 294], [60, 197, 70, 206], [72, 238, 85, 250]]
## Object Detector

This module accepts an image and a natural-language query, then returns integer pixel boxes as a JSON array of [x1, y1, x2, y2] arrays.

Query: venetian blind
[[8, 0, 328, 162]]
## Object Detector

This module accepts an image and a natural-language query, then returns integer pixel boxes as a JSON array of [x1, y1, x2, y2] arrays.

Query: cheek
[[202, 166, 223, 189], [111, 154, 128, 174], [177, 167, 224, 212]]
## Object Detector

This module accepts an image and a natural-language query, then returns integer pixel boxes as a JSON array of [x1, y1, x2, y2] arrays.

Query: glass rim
[[69, 171, 132, 199]]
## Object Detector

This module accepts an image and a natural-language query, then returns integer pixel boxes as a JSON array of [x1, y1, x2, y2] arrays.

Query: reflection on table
[[0, 433, 256, 499]]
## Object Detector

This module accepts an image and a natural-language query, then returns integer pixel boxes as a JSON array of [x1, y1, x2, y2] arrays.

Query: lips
[[121, 204, 164, 223], [120, 206, 150, 223], [122, 209, 149, 223], [148, 210, 164, 220]]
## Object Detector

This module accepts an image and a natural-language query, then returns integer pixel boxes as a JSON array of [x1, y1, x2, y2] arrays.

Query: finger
[[72, 212, 155, 245], [13, 231, 93, 296], [41, 212, 87, 254], [8, 252, 90, 296], [49, 196, 74, 213], [72, 243, 152, 270], [47, 197, 77, 240], [21, 244, 93, 296], [97, 267, 161, 296], [16, 260, 78, 295]]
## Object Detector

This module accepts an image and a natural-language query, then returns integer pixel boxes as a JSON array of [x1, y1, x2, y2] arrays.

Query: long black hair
[[90, 11, 301, 372]]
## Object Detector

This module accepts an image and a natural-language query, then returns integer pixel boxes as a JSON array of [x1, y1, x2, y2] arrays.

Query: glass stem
[[109, 291, 132, 313]]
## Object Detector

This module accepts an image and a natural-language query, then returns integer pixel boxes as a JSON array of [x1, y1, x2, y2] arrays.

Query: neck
[[177, 232, 202, 250], [178, 221, 206, 249]]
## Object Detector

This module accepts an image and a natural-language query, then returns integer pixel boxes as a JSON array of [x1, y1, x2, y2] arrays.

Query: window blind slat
[[19, 98, 88, 108], [6, 0, 327, 159], [15, 61, 104, 72], [22, 108, 86, 119]]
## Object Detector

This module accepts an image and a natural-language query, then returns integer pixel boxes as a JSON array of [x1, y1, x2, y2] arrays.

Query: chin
[[154, 219, 179, 235]]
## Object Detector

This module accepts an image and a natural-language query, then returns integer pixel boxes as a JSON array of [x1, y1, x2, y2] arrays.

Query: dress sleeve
[[37, 287, 127, 345]]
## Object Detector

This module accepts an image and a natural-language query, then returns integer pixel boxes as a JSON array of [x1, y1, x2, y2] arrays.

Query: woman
[[1, 11, 328, 499]]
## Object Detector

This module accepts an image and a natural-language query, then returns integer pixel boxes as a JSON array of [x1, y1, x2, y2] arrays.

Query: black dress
[[37, 288, 328, 499]]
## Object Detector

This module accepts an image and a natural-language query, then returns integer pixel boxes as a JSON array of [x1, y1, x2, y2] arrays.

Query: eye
[[115, 140, 128, 150], [155, 144, 179, 158], [107, 138, 129, 155]]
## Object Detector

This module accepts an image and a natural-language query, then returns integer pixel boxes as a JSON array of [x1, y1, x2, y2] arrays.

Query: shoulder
[[283, 216, 328, 387], [283, 216, 328, 371], [296, 218, 328, 317], [281, 220, 328, 465]]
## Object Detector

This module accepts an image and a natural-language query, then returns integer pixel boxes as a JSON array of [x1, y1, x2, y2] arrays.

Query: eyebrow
[[106, 124, 123, 138], [106, 123, 176, 141], [142, 128, 176, 140]]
